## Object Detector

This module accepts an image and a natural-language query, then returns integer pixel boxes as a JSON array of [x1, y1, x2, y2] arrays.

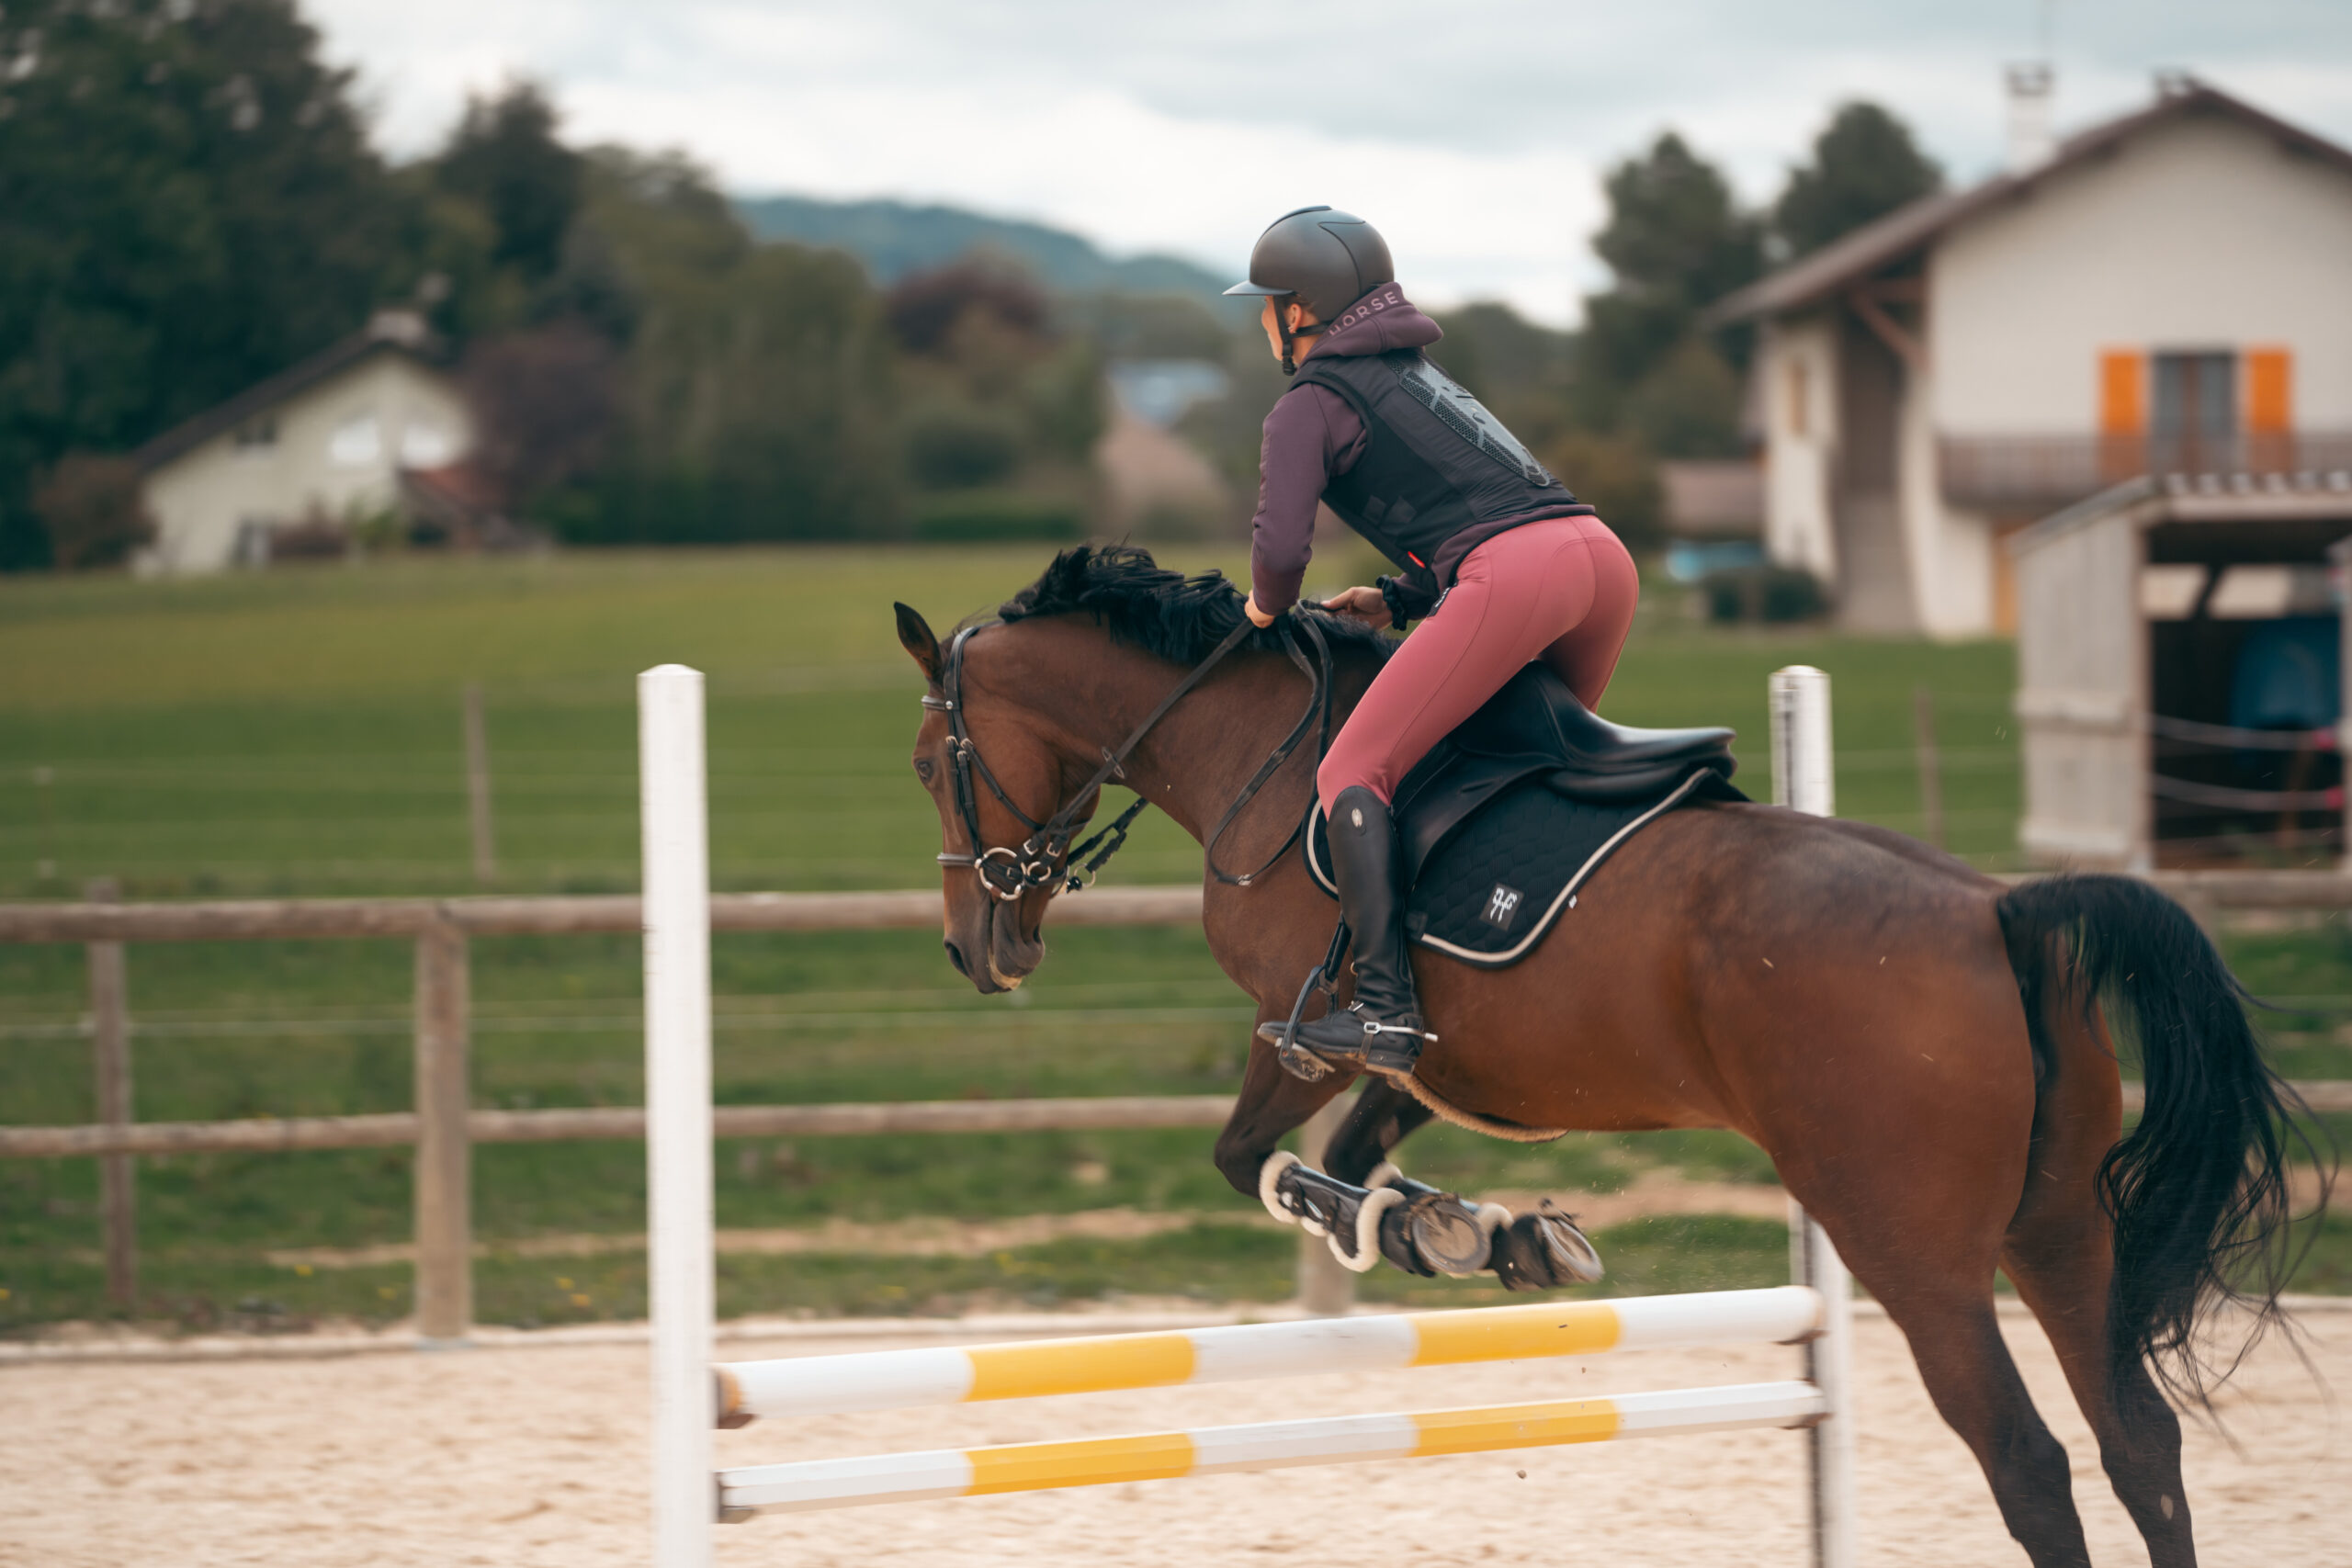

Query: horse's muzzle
[[942, 901, 1042, 995]]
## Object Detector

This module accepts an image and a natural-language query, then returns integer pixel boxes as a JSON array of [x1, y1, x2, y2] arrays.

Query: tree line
[[0, 0, 1940, 570], [0, 0, 1105, 570]]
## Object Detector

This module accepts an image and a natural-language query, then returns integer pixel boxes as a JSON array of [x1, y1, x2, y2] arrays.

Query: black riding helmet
[[1226, 206, 1396, 374]]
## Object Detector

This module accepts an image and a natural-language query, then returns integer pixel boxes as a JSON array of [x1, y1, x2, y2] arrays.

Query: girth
[[926, 613, 1336, 902]]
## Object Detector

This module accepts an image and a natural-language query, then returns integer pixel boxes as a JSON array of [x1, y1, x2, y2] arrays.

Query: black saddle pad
[[1306, 766, 1729, 968]]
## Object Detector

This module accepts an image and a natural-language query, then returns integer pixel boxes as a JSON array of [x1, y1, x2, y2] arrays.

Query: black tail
[[1997, 874, 2329, 1408]]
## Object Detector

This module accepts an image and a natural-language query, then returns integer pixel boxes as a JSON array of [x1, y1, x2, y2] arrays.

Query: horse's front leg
[[1320, 1081, 1607, 1291], [1212, 1014, 1437, 1273], [1211, 1011, 1351, 1197]]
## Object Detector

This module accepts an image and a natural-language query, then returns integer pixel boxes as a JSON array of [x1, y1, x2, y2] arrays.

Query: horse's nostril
[[944, 940, 969, 976]]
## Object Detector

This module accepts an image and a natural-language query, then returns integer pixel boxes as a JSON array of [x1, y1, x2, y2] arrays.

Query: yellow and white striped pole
[[717, 1286, 1823, 1422], [718, 1381, 1825, 1516]]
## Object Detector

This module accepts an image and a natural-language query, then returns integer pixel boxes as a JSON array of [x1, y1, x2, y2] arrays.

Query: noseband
[[926, 613, 1335, 902]]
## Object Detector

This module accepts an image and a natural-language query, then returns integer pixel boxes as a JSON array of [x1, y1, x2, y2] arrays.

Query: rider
[[1227, 206, 1640, 1086]]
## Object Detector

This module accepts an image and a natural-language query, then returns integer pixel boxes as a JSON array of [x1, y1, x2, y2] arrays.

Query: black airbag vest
[[1290, 348, 1589, 600]]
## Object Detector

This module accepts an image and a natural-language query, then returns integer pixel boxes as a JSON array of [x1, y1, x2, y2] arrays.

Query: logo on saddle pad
[[1480, 883, 1524, 930]]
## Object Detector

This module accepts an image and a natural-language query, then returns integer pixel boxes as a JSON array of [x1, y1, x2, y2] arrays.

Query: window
[[399, 421, 454, 468], [233, 417, 277, 452], [329, 413, 382, 467], [2152, 351, 2236, 471]]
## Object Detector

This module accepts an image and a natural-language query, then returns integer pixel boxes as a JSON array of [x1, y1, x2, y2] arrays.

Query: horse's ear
[[894, 602, 944, 684]]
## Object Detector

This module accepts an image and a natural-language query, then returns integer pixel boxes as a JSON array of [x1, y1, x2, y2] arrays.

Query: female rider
[[1225, 206, 1639, 1086]]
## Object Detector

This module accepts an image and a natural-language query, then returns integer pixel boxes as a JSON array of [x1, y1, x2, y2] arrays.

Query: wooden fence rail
[[3, 873, 2346, 1343], [0, 1096, 1244, 1159], [0, 886, 1204, 943]]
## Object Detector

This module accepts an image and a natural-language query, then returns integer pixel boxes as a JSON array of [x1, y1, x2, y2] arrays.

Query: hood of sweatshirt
[[1304, 284, 1442, 360]]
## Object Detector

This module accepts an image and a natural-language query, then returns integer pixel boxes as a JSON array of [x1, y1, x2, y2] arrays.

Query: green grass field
[[1, 547, 2340, 1330]]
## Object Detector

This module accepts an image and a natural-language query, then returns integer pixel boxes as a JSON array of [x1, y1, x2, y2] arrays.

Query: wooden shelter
[[2012, 472, 2352, 868]]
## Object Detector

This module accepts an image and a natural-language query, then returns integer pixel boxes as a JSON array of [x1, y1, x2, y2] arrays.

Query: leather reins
[[925, 612, 1336, 902]]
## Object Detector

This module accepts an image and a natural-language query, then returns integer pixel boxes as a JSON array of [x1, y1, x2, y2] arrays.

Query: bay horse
[[891, 546, 2318, 1568]]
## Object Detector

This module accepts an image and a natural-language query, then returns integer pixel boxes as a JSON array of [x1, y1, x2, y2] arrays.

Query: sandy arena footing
[[1, 1305, 2340, 1566]]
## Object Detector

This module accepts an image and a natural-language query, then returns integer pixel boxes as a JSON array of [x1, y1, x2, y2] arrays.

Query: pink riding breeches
[[1316, 514, 1640, 814]]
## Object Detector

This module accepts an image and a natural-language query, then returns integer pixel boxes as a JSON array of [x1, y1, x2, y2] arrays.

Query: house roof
[[134, 310, 449, 472], [1703, 83, 2352, 327], [2010, 471, 2352, 558], [401, 460, 506, 517]]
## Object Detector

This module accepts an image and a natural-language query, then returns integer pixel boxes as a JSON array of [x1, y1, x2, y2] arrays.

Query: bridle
[[926, 613, 1336, 903]]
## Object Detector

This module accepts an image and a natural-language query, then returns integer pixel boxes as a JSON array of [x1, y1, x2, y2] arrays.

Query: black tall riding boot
[[1286, 786, 1437, 1081]]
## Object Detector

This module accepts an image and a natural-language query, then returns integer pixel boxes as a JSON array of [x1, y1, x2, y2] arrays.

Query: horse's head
[[894, 601, 1065, 993]]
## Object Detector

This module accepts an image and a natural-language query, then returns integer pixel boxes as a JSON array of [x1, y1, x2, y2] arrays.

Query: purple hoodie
[[1247, 287, 1581, 617]]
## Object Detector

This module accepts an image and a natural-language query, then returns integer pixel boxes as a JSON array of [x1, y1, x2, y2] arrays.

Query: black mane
[[996, 545, 1389, 665]]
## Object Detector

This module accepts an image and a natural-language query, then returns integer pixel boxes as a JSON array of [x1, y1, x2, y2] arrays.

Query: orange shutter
[[2098, 350, 2145, 481], [2245, 347, 2292, 434], [2098, 350, 2145, 434]]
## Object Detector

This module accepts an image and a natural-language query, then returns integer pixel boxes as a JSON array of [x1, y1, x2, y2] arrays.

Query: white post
[[1769, 666, 1859, 1568], [642, 666, 715, 1568]]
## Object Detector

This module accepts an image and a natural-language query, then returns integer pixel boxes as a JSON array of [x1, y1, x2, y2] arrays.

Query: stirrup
[[1261, 1001, 1437, 1083]]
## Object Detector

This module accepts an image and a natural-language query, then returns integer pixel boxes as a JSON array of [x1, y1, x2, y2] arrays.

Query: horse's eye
[[914, 757, 935, 784]]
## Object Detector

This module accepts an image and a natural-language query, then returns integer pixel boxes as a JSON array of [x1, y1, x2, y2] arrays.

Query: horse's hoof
[[1490, 1205, 1604, 1290], [1528, 1202, 1604, 1283], [1404, 1192, 1493, 1276]]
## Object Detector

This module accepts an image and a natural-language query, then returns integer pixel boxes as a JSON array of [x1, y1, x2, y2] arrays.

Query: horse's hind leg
[[2003, 1204, 2192, 1567], [1889, 1286, 2091, 1565], [1781, 972, 2091, 1563], [2000, 1002, 2195, 1565]]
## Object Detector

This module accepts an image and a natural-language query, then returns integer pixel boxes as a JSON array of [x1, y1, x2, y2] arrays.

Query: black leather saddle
[[1318, 661, 1739, 889]]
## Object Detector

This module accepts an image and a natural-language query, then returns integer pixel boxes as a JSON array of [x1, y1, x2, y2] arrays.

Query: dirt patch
[[261, 1208, 1226, 1270], [253, 1174, 1822, 1272]]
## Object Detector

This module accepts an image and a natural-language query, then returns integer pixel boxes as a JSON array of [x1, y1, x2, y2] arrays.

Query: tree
[[543, 152, 902, 544], [1591, 134, 1763, 316], [433, 81, 582, 287], [463, 321, 618, 502], [884, 259, 1051, 357], [1572, 132, 1761, 458], [0, 0, 469, 569], [33, 455, 155, 570], [1774, 102, 1943, 259], [1541, 432, 1663, 552]]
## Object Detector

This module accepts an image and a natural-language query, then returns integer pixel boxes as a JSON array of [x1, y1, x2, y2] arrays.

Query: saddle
[[1306, 662, 1742, 967]]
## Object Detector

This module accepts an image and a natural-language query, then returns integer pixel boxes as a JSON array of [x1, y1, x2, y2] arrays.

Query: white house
[[1707, 76, 2352, 637], [135, 310, 476, 571]]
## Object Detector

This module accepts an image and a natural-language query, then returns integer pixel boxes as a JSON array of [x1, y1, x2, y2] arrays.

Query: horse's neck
[[1095, 642, 1344, 849]]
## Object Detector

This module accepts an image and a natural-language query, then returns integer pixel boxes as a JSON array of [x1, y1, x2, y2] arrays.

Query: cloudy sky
[[310, 0, 2352, 324]]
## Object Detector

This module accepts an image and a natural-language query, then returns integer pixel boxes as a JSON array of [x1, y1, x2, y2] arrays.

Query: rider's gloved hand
[[1244, 592, 1279, 628]]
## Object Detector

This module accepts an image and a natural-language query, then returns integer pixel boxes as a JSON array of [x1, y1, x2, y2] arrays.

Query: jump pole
[[1769, 665, 1860, 1568], [643, 665, 716, 1568]]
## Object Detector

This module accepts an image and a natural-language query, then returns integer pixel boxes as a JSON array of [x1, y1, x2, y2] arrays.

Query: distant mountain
[[732, 195, 1232, 300]]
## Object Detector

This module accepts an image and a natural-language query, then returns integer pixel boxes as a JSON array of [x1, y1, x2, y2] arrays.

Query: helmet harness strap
[[1277, 299, 1331, 378]]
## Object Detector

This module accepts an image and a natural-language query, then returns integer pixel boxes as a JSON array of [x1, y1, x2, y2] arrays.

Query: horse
[[890, 545, 2320, 1568]]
